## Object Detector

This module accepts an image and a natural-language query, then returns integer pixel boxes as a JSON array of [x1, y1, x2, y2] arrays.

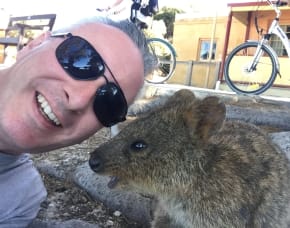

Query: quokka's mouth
[[108, 176, 120, 189]]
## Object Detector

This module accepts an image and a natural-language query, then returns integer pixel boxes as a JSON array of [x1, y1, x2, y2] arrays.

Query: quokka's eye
[[130, 140, 148, 151]]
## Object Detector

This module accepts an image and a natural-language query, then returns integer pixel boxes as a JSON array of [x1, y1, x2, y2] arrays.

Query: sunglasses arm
[[50, 32, 73, 39]]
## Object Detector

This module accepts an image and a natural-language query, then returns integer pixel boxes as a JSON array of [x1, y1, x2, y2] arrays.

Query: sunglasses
[[51, 33, 128, 127]]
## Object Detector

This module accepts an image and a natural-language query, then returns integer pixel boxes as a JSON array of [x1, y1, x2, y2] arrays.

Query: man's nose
[[65, 80, 100, 111]]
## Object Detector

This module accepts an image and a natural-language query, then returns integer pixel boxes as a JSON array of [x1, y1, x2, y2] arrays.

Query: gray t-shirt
[[0, 152, 47, 228]]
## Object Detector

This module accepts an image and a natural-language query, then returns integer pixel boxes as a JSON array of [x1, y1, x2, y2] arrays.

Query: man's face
[[0, 23, 144, 154]]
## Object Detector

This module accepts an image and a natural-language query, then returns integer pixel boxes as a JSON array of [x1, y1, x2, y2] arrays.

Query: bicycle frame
[[260, 0, 290, 58], [247, 0, 290, 73]]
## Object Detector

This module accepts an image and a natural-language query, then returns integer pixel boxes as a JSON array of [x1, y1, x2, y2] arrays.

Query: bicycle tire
[[224, 41, 277, 95], [146, 37, 177, 83]]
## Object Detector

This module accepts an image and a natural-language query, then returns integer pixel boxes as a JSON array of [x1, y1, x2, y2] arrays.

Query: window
[[270, 25, 290, 57], [198, 39, 217, 60]]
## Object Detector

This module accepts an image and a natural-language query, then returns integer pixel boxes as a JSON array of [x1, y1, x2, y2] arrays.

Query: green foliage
[[153, 7, 184, 39]]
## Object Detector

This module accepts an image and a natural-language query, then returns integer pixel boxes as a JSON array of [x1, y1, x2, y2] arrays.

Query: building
[[170, 1, 290, 89]]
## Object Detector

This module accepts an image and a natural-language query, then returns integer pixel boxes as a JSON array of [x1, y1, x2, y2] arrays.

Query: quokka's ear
[[165, 89, 196, 106], [183, 96, 226, 142]]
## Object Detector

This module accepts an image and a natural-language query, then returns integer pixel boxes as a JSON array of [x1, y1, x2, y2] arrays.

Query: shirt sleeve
[[0, 153, 47, 228]]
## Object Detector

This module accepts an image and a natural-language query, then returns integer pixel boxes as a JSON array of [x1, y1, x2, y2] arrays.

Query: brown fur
[[89, 89, 290, 228]]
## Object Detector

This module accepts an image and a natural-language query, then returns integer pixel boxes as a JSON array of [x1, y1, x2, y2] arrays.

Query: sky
[[0, 0, 250, 28], [0, 0, 244, 15]]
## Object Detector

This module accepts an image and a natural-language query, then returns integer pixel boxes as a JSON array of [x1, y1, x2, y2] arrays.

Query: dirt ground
[[37, 172, 143, 228]]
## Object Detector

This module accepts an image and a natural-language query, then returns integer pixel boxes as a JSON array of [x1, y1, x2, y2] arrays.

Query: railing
[[168, 60, 221, 89], [0, 14, 56, 65]]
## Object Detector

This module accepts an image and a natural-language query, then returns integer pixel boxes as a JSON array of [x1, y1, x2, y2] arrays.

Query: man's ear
[[16, 31, 51, 60]]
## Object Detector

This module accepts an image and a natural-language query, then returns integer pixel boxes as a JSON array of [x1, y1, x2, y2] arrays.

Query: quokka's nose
[[89, 154, 104, 172]]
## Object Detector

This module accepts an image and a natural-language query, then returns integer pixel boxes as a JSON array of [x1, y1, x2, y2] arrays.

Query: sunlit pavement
[[143, 81, 290, 104], [218, 82, 290, 103]]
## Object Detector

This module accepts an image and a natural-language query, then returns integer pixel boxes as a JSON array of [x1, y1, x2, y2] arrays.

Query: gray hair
[[53, 17, 157, 77]]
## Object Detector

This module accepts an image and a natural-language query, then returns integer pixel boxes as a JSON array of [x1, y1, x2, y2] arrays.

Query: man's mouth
[[36, 92, 61, 127]]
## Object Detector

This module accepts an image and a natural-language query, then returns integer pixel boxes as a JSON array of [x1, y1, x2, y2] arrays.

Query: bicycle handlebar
[[264, 0, 284, 19], [275, 0, 288, 6], [254, 0, 288, 35], [267, 0, 288, 6], [266, 0, 288, 9]]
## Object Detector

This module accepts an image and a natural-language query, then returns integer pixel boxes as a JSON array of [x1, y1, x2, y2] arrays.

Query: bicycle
[[224, 0, 290, 95], [97, 0, 177, 84]]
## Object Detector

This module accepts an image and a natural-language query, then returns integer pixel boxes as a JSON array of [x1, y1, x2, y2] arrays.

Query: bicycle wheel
[[146, 38, 176, 83], [224, 41, 277, 95]]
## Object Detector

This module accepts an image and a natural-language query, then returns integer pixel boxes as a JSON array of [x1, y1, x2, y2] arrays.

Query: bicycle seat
[[275, 0, 288, 6], [131, 2, 141, 10]]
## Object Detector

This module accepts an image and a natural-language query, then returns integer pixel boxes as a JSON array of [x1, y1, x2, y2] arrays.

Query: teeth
[[37, 93, 61, 126]]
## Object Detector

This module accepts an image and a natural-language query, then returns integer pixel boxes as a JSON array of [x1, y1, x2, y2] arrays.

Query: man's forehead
[[72, 22, 134, 47]]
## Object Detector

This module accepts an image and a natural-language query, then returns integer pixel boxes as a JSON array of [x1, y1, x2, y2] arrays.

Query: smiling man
[[0, 17, 156, 227]]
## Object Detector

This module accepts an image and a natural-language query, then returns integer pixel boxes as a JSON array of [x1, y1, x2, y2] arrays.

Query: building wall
[[170, 6, 290, 88], [0, 30, 5, 63], [170, 16, 239, 88], [173, 17, 229, 61]]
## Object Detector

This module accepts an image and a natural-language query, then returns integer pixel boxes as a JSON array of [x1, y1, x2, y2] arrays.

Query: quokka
[[89, 89, 290, 228]]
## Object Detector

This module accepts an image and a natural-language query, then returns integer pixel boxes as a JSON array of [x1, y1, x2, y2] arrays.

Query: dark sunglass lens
[[55, 36, 105, 80], [93, 82, 128, 127]]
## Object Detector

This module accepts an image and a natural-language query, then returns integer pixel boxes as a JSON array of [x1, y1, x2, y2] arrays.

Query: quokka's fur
[[89, 89, 290, 228]]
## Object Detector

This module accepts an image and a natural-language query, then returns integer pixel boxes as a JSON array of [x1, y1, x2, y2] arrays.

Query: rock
[[28, 219, 99, 228], [269, 132, 290, 160], [132, 84, 290, 130], [73, 162, 154, 227]]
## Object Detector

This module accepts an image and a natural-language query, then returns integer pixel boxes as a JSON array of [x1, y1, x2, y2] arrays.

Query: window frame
[[270, 24, 290, 57], [198, 39, 217, 61]]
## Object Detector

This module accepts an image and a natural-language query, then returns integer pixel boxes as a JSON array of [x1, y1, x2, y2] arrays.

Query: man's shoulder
[[0, 152, 46, 199], [0, 153, 47, 226], [0, 152, 30, 171]]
